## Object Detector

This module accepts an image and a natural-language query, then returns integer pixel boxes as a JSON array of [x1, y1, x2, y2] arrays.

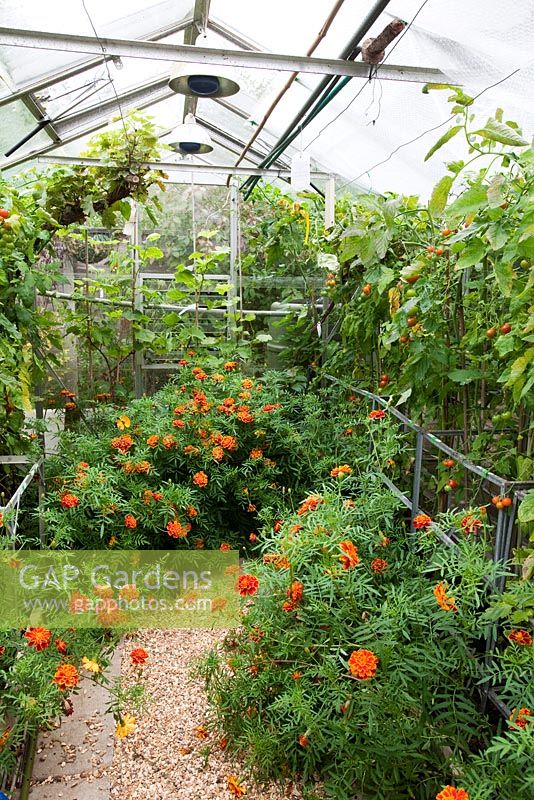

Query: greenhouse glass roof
[[0, 0, 533, 197]]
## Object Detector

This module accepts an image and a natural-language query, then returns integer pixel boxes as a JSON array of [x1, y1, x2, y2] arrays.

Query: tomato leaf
[[447, 368, 484, 384], [493, 259, 514, 296], [429, 175, 453, 217], [447, 185, 488, 217], [424, 125, 462, 162], [474, 118, 528, 147], [518, 491, 534, 525], [454, 237, 487, 269]]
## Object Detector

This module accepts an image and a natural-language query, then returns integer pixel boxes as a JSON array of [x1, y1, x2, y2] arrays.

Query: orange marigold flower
[[227, 775, 246, 797], [342, 428, 353, 436], [24, 627, 51, 651], [186, 505, 198, 518], [368, 409, 386, 420], [292, 671, 302, 681], [509, 707, 531, 729], [0, 728, 11, 749], [297, 495, 323, 516], [162, 434, 177, 449], [237, 574, 259, 596], [249, 532, 258, 542], [212, 446, 224, 462], [183, 444, 199, 455], [339, 541, 360, 570], [172, 419, 185, 429], [298, 734, 309, 748], [224, 361, 238, 371], [174, 405, 186, 415], [249, 448, 263, 459], [119, 584, 139, 601], [371, 558, 388, 574], [78, 462, 89, 469], [64, 401, 77, 410], [166, 519, 191, 539], [178, 359, 188, 367], [247, 503, 257, 513], [330, 464, 352, 478], [146, 435, 160, 447], [193, 471, 208, 487], [287, 580, 304, 603], [348, 649, 379, 680], [290, 524, 303, 534], [273, 520, 283, 532], [237, 410, 254, 423], [55, 638, 68, 654], [435, 787, 470, 800], [220, 435, 238, 451], [212, 373, 225, 382], [111, 434, 134, 453], [460, 515, 482, 535], [343, 499, 356, 508], [130, 647, 149, 666], [60, 493, 80, 509], [262, 403, 281, 412], [434, 581, 457, 612], [379, 535, 391, 547], [69, 591, 90, 614], [195, 725, 209, 739], [192, 369, 208, 381], [53, 664, 79, 691], [220, 543, 231, 552], [413, 513, 432, 530], [241, 379, 254, 389], [507, 629, 533, 646], [124, 514, 137, 529], [239, 391, 251, 401], [211, 597, 227, 613]]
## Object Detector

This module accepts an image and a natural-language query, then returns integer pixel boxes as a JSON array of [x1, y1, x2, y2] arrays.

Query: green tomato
[[405, 289, 417, 299]]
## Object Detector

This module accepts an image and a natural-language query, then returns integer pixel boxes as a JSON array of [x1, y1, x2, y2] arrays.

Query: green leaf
[[255, 333, 272, 343], [133, 328, 157, 343], [377, 266, 395, 294], [454, 237, 486, 269], [493, 260, 514, 296], [505, 348, 534, 387], [447, 185, 488, 217], [447, 368, 484, 384], [424, 125, 462, 162], [518, 491, 534, 525], [429, 175, 453, 217], [474, 118, 528, 147]]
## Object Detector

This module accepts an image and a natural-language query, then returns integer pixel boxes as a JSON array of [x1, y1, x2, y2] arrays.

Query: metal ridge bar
[[0, 14, 195, 108], [35, 154, 330, 178], [0, 28, 445, 82]]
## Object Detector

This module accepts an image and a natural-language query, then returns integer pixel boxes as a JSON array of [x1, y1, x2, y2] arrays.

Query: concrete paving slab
[[29, 644, 122, 800]]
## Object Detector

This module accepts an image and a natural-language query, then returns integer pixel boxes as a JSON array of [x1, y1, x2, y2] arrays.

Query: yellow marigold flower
[[115, 713, 136, 739], [81, 656, 101, 674]]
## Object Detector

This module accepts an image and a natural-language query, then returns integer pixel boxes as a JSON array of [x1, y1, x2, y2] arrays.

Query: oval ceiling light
[[169, 63, 240, 98], [168, 114, 214, 155]]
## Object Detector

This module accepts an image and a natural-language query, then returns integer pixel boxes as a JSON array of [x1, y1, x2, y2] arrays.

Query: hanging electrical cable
[[231, 0, 347, 175], [240, 0, 393, 198]]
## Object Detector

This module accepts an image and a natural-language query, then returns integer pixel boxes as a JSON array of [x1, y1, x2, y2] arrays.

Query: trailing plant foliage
[[0, 621, 145, 775], [201, 450, 532, 800], [40, 361, 384, 551], [0, 112, 165, 455]]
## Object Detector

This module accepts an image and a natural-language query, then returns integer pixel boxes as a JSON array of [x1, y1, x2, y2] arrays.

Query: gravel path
[[110, 629, 314, 800]]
